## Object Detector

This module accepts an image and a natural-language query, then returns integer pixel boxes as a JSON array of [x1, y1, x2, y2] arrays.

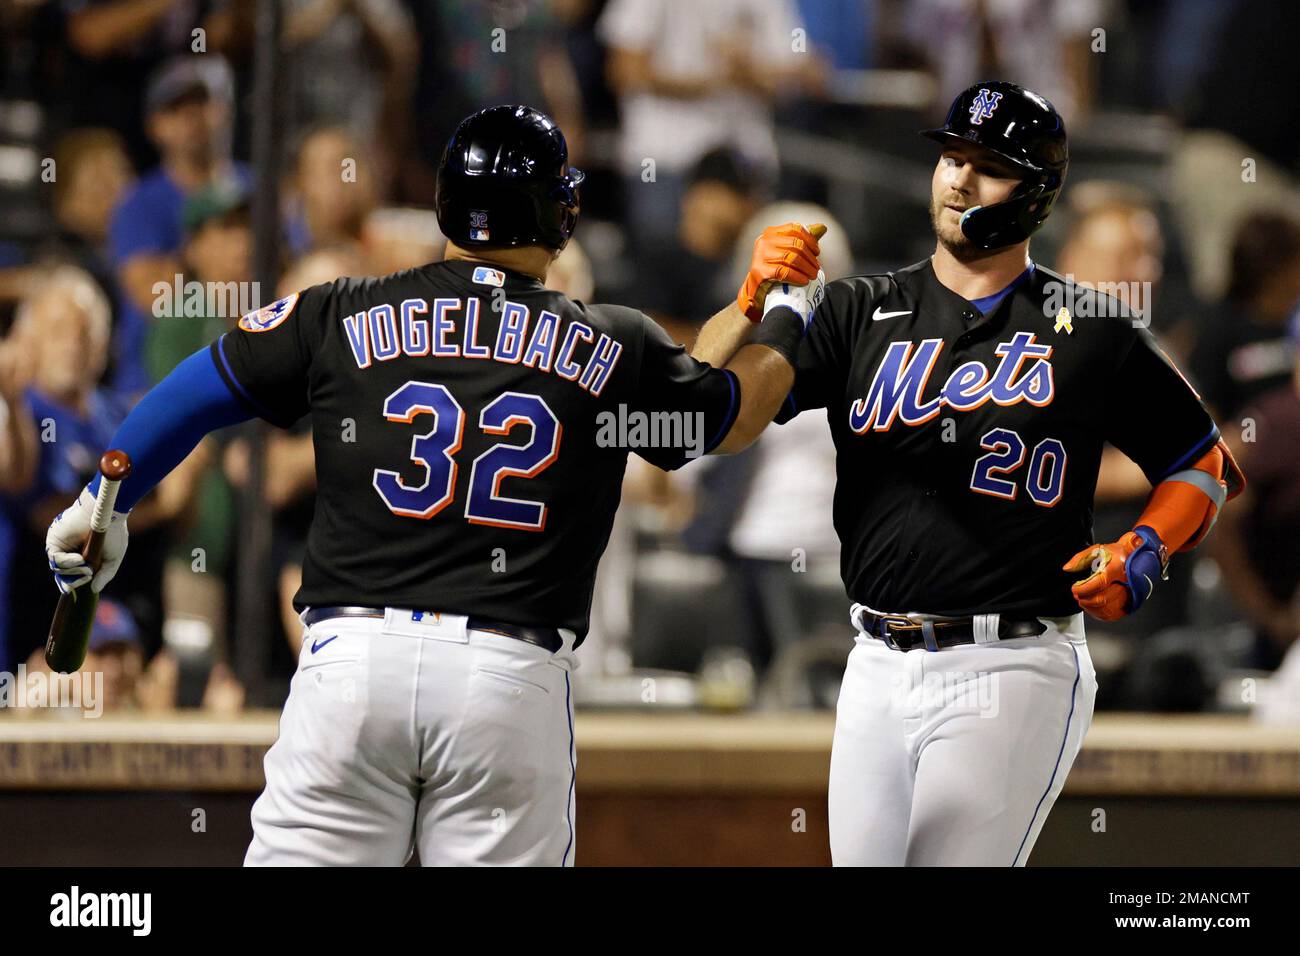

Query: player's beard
[[929, 194, 1000, 263]]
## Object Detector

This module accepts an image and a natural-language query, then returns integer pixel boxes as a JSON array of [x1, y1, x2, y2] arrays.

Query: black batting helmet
[[922, 81, 1068, 250], [436, 105, 584, 252]]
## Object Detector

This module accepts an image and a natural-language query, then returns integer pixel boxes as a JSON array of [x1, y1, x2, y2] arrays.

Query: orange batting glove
[[1062, 526, 1168, 621], [737, 222, 826, 322]]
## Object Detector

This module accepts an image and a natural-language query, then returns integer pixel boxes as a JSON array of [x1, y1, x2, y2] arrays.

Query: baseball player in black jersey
[[43, 105, 828, 865], [694, 82, 1245, 866]]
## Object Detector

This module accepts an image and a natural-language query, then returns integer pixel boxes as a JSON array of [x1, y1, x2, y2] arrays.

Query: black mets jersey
[[777, 258, 1221, 618], [212, 259, 740, 641]]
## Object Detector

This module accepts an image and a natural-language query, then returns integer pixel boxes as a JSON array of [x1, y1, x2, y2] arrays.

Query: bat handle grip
[[44, 449, 132, 674], [91, 450, 131, 530]]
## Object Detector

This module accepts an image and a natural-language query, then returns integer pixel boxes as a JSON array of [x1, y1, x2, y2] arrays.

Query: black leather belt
[[860, 610, 1047, 652], [301, 606, 564, 653]]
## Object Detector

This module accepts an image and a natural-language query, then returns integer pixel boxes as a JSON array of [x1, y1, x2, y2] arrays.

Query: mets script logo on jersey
[[238, 292, 299, 333], [849, 331, 1054, 432], [968, 88, 1003, 125]]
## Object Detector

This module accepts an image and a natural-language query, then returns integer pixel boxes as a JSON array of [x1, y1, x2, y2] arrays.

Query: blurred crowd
[[0, 0, 1296, 717]]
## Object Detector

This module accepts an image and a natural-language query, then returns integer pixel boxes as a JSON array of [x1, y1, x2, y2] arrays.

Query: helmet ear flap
[[549, 173, 582, 207], [1018, 181, 1050, 229], [958, 177, 1062, 250]]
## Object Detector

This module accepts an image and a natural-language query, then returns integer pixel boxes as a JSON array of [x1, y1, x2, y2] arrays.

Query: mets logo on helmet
[[239, 292, 300, 333], [968, 89, 1003, 125]]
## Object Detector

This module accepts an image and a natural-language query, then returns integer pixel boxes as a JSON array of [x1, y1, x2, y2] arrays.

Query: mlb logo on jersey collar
[[472, 266, 505, 287]]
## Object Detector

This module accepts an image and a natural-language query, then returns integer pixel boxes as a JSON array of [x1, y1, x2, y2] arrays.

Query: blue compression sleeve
[[89, 346, 255, 511]]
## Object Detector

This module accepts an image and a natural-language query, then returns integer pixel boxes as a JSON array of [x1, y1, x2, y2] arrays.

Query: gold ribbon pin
[[1054, 307, 1073, 334]]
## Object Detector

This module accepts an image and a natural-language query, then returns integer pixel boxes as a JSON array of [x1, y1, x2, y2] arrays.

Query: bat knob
[[100, 450, 132, 482]]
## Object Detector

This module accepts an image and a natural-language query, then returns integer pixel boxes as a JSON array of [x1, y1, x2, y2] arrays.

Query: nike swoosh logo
[[1140, 574, 1154, 600], [872, 308, 912, 321], [311, 635, 340, 654]]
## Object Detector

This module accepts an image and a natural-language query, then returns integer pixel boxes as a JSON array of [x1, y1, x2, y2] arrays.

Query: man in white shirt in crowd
[[598, 0, 806, 248]]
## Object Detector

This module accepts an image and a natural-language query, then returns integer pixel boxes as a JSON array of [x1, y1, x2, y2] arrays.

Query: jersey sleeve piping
[[210, 334, 283, 425], [1152, 422, 1221, 484], [703, 368, 741, 453]]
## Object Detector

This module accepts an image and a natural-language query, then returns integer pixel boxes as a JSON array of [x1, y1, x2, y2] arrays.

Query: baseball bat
[[44, 450, 132, 674]]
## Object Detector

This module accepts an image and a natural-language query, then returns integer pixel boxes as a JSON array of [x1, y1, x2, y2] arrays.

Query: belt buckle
[[878, 614, 916, 651]]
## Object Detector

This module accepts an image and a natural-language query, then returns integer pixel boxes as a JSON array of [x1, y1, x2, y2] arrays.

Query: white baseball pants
[[828, 611, 1097, 866], [245, 609, 578, 866]]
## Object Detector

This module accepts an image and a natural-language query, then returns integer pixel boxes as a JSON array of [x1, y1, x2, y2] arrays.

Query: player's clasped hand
[[1062, 525, 1167, 621], [45, 487, 129, 595], [764, 268, 828, 328], [737, 221, 827, 321]]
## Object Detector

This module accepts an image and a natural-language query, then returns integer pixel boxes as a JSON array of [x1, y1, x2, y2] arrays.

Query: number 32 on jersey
[[373, 380, 561, 531]]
